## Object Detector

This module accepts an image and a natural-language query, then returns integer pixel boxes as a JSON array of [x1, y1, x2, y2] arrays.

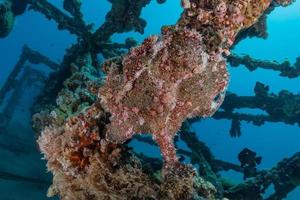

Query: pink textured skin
[[100, 0, 278, 167], [100, 27, 228, 166]]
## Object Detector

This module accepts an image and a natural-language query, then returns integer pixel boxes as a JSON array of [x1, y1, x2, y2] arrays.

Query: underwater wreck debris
[[234, 13, 268, 46], [0, 0, 15, 38], [127, 114, 300, 200], [0, 45, 59, 131], [229, 118, 241, 138], [134, 129, 244, 174], [10, 0, 28, 16], [0, 0, 29, 38], [29, 0, 160, 114], [63, 0, 83, 21], [0, 45, 59, 106], [31, 33, 137, 131], [0, 0, 89, 38], [99, 38, 139, 59], [0, 137, 35, 156], [27, 0, 89, 37], [225, 152, 300, 200], [213, 82, 300, 136], [0, 66, 46, 132], [184, 80, 300, 137], [275, 0, 295, 6], [179, 125, 224, 196], [238, 148, 262, 180], [178, 134, 299, 199], [156, 0, 167, 4], [233, 0, 294, 46], [93, 0, 163, 55], [94, 0, 152, 41], [6, 0, 161, 51], [228, 53, 300, 78], [100, 0, 281, 167]]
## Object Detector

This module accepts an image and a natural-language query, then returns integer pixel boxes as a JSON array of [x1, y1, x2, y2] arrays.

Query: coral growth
[[39, 103, 159, 199], [38, 102, 216, 200], [32, 53, 101, 133]]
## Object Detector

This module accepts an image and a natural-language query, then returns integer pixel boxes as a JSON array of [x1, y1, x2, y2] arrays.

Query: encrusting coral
[[38, 96, 217, 200], [100, 0, 276, 168], [39, 103, 158, 199], [32, 53, 101, 133]]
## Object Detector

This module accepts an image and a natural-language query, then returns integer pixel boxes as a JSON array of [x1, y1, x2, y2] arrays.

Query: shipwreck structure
[[0, 0, 299, 199]]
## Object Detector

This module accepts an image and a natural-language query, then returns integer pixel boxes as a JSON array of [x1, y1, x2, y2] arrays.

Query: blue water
[[0, 1, 299, 199]]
